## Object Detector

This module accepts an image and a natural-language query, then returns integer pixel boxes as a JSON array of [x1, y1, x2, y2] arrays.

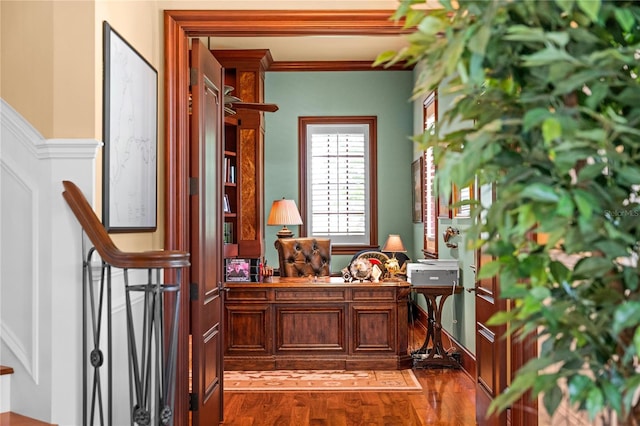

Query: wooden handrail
[[62, 180, 190, 269]]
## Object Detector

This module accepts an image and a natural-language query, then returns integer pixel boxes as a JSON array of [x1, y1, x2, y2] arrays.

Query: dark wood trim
[[298, 116, 378, 254], [163, 12, 191, 424], [270, 60, 412, 72], [164, 9, 416, 422], [511, 317, 539, 425], [0, 365, 14, 375], [165, 10, 412, 36]]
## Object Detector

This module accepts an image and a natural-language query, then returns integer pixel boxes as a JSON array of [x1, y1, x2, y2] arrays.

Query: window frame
[[423, 91, 444, 258], [298, 116, 378, 255]]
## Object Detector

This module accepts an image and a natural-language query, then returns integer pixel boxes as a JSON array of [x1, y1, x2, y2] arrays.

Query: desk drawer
[[352, 288, 396, 301], [275, 288, 346, 301], [226, 288, 270, 301]]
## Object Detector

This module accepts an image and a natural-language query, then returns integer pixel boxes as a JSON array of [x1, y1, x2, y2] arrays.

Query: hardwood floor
[[222, 323, 477, 426], [222, 369, 476, 426]]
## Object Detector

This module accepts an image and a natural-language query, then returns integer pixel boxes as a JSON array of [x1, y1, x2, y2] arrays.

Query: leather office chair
[[274, 237, 331, 277]]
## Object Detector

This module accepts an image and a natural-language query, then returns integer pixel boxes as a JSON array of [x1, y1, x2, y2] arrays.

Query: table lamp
[[382, 234, 406, 276], [267, 198, 303, 238]]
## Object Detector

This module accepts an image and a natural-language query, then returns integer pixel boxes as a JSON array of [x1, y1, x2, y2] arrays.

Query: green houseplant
[[376, 0, 640, 423]]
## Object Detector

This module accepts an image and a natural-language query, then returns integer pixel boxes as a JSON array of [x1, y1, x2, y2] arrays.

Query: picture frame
[[102, 21, 158, 232], [412, 157, 424, 223], [224, 258, 255, 282]]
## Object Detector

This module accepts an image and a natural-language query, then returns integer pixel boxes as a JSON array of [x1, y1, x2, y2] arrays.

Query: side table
[[411, 285, 463, 368]]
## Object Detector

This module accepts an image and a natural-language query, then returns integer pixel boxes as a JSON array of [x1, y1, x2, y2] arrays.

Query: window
[[423, 92, 441, 258], [299, 116, 378, 254]]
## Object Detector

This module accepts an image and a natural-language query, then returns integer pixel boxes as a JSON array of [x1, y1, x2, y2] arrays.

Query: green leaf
[[478, 260, 501, 279], [487, 310, 517, 326], [523, 108, 551, 132], [573, 256, 612, 278], [530, 286, 551, 301], [417, 15, 447, 36], [573, 190, 595, 220], [617, 167, 640, 186], [556, 194, 574, 217], [522, 46, 580, 67], [577, 0, 601, 22], [543, 384, 563, 417], [612, 302, 640, 336], [614, 8, 635, 32], [374, 50, 398, 67], [568, 375, 593, 404], [549, 260, 570, 283], [542, 118, 562, 144], [404, 9, 426, 28], [577, 163, 606, 182], [520, 183, 560, 203], [601, 381, 622, 415], [634, 327, 640, 359], [503, 25, 546, 43], [586, 387, 604, 420], [468, 24, 490, 55]]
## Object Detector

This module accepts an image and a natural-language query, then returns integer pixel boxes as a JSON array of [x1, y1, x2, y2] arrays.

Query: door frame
[[164, 10, 539, 425], [163, 9, 409, 422]]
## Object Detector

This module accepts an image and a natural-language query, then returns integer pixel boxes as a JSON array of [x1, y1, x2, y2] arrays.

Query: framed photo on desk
[[225, 258, 251, 282]]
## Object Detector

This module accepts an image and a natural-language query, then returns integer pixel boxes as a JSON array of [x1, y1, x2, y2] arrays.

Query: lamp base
[[276, 226, 294, 238]]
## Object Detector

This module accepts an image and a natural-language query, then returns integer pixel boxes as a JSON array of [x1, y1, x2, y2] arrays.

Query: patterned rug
[[224, 369, 422, 391]]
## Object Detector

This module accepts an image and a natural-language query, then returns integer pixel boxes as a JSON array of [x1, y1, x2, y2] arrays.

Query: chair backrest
[[274, 237, 331, 277]]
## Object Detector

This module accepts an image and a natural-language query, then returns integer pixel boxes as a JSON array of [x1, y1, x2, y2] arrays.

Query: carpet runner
[[224, 369, 422, 391]]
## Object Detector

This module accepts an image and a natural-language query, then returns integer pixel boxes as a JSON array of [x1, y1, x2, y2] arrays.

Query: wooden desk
[[411, 285, 463, 368], [223, 277, 413, 370]]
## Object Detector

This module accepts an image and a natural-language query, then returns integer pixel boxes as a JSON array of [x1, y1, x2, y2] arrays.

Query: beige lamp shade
[[382, 234, 406, 253], [267, 199, 303, 238]]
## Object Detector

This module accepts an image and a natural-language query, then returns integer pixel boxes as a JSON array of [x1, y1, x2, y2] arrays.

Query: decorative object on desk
[[225, 258, 251, 282], [267, 198, 303, 238], [371, 264, 382, 282], [349, 258, 372, 282], [382, 234, 407, 277], [352, 251, 390, 279], [341, 266, 352, 282]]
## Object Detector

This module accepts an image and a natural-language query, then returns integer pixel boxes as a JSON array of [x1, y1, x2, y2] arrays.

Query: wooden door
[[474, 182, 508, 426], [189, 39, 224, 424]]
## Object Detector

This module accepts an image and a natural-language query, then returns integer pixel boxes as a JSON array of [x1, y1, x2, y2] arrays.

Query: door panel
[[475, 183, 508, 426], [189, 39, 224, 424]]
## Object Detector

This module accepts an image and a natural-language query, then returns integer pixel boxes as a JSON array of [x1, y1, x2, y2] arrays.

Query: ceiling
[[199, 34, 410, 62]]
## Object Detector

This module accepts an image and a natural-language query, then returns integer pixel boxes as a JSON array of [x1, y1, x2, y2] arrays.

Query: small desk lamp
[[382, 234, 406, 276], [267, 198, 303, 238]]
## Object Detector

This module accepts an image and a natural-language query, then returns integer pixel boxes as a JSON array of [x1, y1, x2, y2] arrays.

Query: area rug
[[224, 369, 422, 391]]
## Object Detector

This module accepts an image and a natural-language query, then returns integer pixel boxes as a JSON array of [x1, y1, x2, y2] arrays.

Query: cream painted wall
[[1, 1, 55, 137], [1, 0, 414, 254]]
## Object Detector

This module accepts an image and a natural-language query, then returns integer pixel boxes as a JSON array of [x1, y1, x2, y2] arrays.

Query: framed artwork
[[225, 258, 251, 282], [102, 21, 158, 232], [412, 157, 424, 223]]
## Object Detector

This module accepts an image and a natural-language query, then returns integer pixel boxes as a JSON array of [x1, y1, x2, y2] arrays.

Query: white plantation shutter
[[425, 147, 435, 240], [423, 92, 438, 256], [306, 123, 370, 245]]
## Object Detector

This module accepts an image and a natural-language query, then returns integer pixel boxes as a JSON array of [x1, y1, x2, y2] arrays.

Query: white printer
[[407, 259, 459, 287]]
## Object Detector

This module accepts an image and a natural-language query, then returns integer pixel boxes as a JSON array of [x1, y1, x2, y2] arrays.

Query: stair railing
[[62, 180, 189, 426]]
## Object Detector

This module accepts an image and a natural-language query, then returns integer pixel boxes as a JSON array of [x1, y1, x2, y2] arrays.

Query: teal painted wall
[[409, 65, 477, 356], [263, 70, 415, 272]]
